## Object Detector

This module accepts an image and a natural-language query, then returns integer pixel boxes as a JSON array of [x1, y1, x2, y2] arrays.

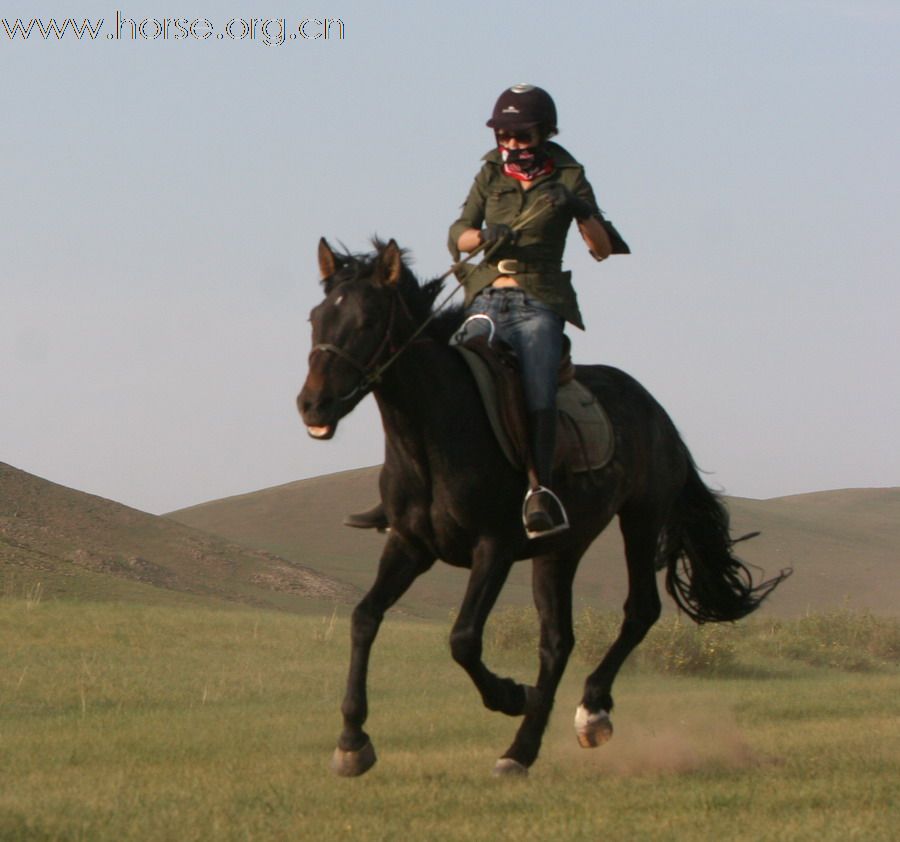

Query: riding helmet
[[486, 84, 558, 134]]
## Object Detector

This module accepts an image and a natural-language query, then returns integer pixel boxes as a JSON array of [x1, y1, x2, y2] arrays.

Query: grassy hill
[[168, 467, 481, 619], [3, 457, 895, 619], [726, 489, 900, 616], [168, 467, 900, 618], [0, 462, 359, 613]]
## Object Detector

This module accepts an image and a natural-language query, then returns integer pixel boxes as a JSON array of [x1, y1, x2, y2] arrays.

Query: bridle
[[309, 194, 555, 404], [309, 285, 407, 404]]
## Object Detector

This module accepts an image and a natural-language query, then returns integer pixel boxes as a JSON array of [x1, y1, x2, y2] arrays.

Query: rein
[[312, 195, 554, 404]]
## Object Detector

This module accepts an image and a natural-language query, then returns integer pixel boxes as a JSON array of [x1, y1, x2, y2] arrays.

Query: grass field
[[1, 597, 898, 842]]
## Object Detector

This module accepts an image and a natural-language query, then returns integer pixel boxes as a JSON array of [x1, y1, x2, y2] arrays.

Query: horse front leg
[[332, 533, 434, 777], [449, 539, 536, 765]]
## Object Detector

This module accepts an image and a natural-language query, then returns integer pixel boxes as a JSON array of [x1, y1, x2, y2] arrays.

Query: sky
[[2, 1, 898, 514]]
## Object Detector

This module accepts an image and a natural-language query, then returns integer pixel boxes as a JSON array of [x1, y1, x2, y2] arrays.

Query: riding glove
[[480, 223, 517, 248]]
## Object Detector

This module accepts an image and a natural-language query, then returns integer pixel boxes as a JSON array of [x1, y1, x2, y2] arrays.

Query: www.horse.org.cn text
[[2, 13, 346, 46]]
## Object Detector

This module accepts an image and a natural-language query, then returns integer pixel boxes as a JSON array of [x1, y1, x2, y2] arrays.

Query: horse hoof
[[331, 740, 377, 777], [574, 705, 613, 749], [493, 757, 529, 777]]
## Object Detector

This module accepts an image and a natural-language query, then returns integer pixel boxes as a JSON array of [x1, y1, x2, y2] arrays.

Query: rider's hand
[[480, 223, 516, 247], [543, 183, 594, 222]]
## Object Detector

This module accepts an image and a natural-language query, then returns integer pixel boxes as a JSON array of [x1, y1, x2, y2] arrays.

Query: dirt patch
[[250, 558, 358, 601]]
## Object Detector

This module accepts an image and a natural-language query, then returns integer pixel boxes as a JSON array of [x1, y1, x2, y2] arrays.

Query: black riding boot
[[523, 408, 569, 537], [343, 501, 389, 531]]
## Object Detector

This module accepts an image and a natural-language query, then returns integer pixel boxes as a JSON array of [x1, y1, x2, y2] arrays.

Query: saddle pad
[[455, 345, 614, 474]]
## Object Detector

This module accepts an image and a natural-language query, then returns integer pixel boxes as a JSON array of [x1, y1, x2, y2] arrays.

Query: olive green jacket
[[448, 142, 602, 330]]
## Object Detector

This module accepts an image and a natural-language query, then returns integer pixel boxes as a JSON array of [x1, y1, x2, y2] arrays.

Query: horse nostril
[[298, 387, 333, 421]]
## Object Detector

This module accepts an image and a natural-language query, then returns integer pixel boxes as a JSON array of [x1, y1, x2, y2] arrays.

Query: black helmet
[[486, 84, 558, 133]]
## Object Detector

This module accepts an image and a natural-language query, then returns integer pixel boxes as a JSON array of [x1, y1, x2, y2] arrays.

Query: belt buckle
[[496, 258, 519, 274]]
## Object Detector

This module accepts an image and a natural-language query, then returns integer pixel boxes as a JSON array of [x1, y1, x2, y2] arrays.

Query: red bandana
[[500, 146, 554, 182]]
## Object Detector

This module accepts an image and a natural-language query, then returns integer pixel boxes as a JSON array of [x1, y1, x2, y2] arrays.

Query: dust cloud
[[550, 693, 768, 776]]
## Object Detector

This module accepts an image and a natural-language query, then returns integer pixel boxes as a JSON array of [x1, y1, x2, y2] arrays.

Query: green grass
[[1, 598, 898, 841]]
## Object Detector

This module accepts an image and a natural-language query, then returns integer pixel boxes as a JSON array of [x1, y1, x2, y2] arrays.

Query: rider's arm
[[456, 228, 483, 253], [578, 216, 612, 260], [448, 164, 491, 261], [572, 169, 613, 261]]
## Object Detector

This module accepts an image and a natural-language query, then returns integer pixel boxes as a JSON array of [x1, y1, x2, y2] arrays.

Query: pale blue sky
[[2, 1, 898, 513]]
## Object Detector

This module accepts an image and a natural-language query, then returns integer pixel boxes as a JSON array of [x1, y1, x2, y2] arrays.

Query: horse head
[[297, 237, 407, 440]]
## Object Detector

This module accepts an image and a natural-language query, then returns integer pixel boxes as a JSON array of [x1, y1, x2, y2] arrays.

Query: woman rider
[[346, 83, 627, 536]]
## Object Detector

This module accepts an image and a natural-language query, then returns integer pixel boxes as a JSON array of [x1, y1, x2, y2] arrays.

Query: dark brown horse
[[297, 238, 788, 776]]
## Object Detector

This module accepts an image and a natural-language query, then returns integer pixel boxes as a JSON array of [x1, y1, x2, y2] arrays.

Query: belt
[[489, 259, 561, 275]]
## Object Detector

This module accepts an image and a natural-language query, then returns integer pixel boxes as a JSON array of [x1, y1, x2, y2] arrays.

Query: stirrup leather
[[522, 486, 570, 539]]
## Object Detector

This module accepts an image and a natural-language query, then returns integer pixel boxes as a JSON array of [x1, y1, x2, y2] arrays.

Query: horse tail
[[659, 448, 791, 624]]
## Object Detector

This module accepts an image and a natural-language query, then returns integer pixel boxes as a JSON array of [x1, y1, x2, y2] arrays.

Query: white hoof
[[574, 704, 613, 749], [331, 740, 377, 777], [493, 757, 528, 777]]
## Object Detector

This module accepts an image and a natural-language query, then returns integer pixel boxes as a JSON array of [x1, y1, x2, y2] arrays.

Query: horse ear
[[377, 239, 403, 287], [318, 237, 339, 281]]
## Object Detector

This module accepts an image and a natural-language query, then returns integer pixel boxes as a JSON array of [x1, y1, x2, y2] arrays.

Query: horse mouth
[[307, 424, 336, 440]]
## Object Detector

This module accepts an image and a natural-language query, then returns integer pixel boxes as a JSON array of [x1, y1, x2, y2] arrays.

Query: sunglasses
[[496, 129, 539, 144]]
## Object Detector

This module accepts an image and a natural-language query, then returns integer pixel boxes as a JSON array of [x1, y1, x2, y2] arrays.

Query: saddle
[[455, 336, 614, 475]]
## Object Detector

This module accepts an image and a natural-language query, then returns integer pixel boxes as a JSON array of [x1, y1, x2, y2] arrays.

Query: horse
[[297, 237, 788, 777]]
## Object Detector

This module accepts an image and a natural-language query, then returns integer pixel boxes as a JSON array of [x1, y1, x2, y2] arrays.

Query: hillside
[[169, 467, 900, 618], [3, 458, 894, 619], [0, 462, 359, 612], [726, 488, 900, 616], [168, 467, 490, 618]]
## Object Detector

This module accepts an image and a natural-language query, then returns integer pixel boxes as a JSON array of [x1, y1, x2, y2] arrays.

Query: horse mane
[[426, 300, 467, 344], [328, 238, 466, 343]]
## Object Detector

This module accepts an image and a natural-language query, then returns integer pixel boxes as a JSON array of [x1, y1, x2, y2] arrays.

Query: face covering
[[500, 144, 554, 181]]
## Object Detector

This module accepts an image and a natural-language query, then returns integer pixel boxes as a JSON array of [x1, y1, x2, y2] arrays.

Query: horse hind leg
[[576, 507, 662, 749]]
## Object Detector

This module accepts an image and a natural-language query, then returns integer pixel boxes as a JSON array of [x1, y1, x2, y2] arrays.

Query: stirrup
[[451, 313, 497, 347], [522, 486, 570, 539]]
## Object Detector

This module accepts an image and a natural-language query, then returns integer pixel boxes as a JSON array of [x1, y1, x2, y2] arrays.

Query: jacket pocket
[[485, 186, 520, 224]]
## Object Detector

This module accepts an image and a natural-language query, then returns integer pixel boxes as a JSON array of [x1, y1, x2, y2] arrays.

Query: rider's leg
[[501, 292, 568, 537], [524, 407, 568, 535]]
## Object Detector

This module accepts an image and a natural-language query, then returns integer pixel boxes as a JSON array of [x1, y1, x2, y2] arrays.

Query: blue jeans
[[455, 288, 564, 412]]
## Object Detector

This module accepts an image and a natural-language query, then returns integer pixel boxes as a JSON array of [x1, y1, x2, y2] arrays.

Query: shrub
[[488, 606, 738, 675], [484, 604, 899, 675], [485, 606, 539, 652], [639, 615, 738, 674], [770, 608, 900, 672], [574, 608, 622, 664]]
